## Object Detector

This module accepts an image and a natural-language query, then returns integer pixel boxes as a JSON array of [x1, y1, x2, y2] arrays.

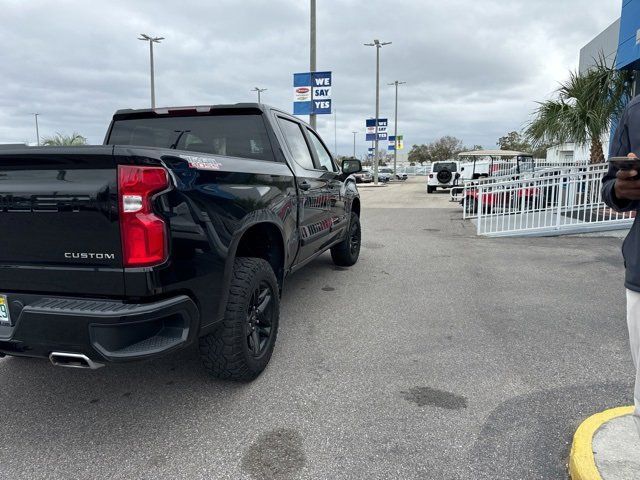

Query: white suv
[[427, 161, 461, 193]]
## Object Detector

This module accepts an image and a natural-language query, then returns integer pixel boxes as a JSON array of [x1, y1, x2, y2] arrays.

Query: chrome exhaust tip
[[49, 352, 104, 370]]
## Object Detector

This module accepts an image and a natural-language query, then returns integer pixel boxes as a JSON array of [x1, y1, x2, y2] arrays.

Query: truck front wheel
[[330, 213, 361, 267], [199, 257, 279, 381]]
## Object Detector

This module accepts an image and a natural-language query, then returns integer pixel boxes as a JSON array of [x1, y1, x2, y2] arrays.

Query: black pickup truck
[[0, 104, 362, 380]]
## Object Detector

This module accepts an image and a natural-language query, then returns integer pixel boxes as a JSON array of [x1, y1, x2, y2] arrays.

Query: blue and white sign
[[293, 71, 332, 115], [365, 118, 388, 141], [388, 135, 404, 151]]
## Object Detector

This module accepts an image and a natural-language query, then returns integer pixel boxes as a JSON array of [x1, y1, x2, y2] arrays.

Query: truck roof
[[112, 103, 271, 119], [111, 103, 310, 128]]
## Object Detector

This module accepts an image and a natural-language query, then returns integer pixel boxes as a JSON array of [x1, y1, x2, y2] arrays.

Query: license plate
[[0, 296, 10, 325]]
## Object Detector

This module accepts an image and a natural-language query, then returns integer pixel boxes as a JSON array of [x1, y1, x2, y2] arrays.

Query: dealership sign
[[388, 135, 404, 151], [365, 118, 388, 141], [293, 71, 332, 115]]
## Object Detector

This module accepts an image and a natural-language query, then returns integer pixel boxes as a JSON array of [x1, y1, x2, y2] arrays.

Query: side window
[[277, 118, 315, 170], [307, 129, 337, 172]]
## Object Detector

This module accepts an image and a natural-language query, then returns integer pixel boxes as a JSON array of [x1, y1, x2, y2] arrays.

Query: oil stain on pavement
[[400, 386, 468, 410], [241, 428, 306, 480]]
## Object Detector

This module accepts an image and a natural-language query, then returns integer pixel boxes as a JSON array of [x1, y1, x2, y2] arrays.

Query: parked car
[[427, 161, 462, 193], [379, 167, 408, 181], [463, 184, 541, 214], [377, 171, 392, 182], [461, 164, 574, 214], [354, 170, 373, 183], [362, 168, 390, 183], [0, 103, 363, 381]]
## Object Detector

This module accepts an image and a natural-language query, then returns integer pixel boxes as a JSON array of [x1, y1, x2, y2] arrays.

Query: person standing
[[602, 95, 640, 436]]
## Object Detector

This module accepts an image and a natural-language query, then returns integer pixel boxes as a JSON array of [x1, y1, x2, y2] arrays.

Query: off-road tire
[[437, 169, 453, 184], [330, 213, 361, 267], [199, 257, 279, 381]]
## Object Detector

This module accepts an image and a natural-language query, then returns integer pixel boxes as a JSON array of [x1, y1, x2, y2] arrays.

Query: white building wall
[[578, 19, 620, 74], [546, 140, 610, 163]]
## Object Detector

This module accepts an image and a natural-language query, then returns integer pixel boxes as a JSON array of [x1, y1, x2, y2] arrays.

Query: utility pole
[[252, 87, 267, 103], [138, 34, 164, 108], [352, 131, 357, 158], [334, 109, 337, 155], [388, 80, 406, 176], [365, 39, 391, 184], [33, 113, 40, 146], [309, 0, 317, 130]]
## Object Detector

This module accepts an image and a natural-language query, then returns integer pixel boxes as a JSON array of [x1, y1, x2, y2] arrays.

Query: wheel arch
[[351, 197, 361, 218], [233, 221, 286, 289]]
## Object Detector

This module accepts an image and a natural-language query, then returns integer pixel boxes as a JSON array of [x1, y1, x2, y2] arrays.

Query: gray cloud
[[0, 0, 620, 155]]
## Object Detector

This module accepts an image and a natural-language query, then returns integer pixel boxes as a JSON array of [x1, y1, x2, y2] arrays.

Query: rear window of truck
[[107, 114, 275, 161]]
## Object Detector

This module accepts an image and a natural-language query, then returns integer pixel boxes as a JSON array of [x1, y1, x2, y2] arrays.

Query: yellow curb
[[569, 405, 635, 480]]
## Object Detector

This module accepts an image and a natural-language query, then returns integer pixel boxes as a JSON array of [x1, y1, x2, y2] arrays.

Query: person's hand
[[614, 153, 640, 201]]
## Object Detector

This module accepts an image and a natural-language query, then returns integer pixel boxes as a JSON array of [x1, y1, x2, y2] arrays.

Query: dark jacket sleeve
[[602, 107, 638, 212]]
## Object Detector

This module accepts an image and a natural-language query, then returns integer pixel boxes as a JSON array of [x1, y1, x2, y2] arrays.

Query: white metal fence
[[468, 164, 634, 236], [451, 159, 591, 205]]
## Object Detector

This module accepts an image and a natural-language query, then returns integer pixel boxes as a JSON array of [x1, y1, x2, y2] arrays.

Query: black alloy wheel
[[331, 212, 361, 266], [349, 217, 361, 256], [199, 257, 280, 381], [246, 281, 274, 357]]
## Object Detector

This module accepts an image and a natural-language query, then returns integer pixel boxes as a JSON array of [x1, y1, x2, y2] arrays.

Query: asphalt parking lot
[[0, 177, 634, 480]]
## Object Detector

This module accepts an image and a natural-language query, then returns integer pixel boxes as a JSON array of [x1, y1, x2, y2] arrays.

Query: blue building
[[618, 0, 640, 92]]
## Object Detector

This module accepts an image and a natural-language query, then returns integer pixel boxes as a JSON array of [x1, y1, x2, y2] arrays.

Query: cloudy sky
[[0, 0, 621, 156]]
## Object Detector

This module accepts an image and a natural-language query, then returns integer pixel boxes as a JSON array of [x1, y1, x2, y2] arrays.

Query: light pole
[[352, 131, 357, 158], [310, 0, 317, 129], [365, 39, 391, 184], [388, 80, 406, 176], [334, 109, 337, 155], [33, 113, 40, 146], [138, 33, 164, 108], [252, 87, 267, 103]]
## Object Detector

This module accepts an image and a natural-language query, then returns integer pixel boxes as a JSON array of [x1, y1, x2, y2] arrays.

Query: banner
[[293, 71, 332, 115], [388, 135, 404, 151], [365, 118, 388, 141]]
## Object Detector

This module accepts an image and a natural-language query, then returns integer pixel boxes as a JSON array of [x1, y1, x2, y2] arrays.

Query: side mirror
[[460, 167, 465, 171], [342, 159, 362, 175]]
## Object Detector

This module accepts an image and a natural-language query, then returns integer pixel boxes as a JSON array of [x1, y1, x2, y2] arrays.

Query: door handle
[[299, 181, 311, 191]]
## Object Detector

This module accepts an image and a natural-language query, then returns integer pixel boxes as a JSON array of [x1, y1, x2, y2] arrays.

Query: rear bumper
[[0, 293, 199, 364]]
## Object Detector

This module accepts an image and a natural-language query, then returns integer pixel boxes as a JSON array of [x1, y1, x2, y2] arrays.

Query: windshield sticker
[[180, 155, 222, 171]]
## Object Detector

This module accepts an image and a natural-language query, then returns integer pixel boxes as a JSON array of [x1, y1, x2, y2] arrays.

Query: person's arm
[[602, 109, 639, 212]]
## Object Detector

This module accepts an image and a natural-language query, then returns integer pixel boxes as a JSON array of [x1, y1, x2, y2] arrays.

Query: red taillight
[[118, 165, 169, 267], [428, 174, 433, 178]]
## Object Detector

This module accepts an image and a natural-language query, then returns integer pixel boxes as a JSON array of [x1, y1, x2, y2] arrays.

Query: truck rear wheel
[[330, 213, 361, 267], [199, 257, 279, 381], [427, 186, 435, 193]]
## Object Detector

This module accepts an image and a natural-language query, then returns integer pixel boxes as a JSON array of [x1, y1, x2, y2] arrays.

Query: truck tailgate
[[0, 146, 124, 296]]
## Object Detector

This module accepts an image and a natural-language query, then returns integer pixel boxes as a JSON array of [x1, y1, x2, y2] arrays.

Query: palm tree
[[526, 58, 632, 164], [42, 132, 87, 146]]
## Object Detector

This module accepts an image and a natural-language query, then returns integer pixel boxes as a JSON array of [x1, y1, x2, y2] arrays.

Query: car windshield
[[107, 113, 275, 162], [433, 162, 457, 172]]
